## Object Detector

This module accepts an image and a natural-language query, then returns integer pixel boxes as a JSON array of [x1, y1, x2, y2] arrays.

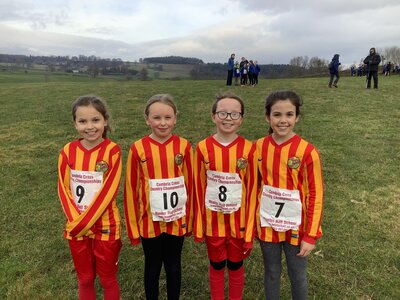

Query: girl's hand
[[297, 240, 315, 257]]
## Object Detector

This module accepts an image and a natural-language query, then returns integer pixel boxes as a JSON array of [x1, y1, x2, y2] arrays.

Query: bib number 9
[[76, 185, 85, 203]]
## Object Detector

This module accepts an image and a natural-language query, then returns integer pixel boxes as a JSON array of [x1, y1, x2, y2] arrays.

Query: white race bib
[[260, 185, 302, 232], [70, 170, 103, 213], [149, 176, 187, 222], [205, 170, 243, 214]]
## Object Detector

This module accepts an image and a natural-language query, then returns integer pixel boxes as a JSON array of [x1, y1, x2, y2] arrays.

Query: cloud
[[0, 0, 399, 65]]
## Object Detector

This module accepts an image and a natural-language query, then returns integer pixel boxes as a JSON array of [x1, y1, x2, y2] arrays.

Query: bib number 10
[[163, 192, 178, 209]]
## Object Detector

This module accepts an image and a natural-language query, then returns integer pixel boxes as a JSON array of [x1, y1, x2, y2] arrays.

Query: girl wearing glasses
[[194, 92, 257, 300]]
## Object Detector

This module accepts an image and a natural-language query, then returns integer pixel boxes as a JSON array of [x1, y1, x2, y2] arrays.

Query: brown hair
[[265, 90, 302, 134], [211, 91, 245, 115], [144, 94, 177, 117], [72, 95, 112, 138]]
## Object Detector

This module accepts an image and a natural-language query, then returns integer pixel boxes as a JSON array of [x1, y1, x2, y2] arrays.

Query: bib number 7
[[274, 202, 285, 218]]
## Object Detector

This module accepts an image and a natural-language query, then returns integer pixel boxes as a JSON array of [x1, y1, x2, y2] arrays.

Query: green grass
[[0, 72, 399, 299]]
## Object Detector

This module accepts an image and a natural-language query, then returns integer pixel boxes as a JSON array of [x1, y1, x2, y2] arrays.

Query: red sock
[[78, 278, 96, 300], [100, 276, 120, 300], [228, 266, 244, 300], [209, 265, 225, 300]]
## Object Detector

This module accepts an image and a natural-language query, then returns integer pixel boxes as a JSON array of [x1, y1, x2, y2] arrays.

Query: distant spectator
[[233, 61, 240, 86], [328, 54, 341, 88], [240, 59, 248, 86], [350, 65, 356, 76], [254, 60, 261, 86], [382, 64, 387, 75], [226, 53, 235, 86], [357, 63, 364, 77], [363, 47, 381, 89], [248, 60, 255, 85], [385, 61, 392, 76]]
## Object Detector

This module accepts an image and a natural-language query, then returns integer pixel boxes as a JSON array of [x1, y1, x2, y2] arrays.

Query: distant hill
[[0, 53, 338, 80], [142, 56, 203, 65]]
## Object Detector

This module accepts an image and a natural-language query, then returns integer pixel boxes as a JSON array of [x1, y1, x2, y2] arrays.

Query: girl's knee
[[210, 259, 226, 270], [227, 260, 243, 271]]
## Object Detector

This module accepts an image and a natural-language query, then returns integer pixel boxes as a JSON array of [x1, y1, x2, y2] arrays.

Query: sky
[[1, 0, 399, 66]]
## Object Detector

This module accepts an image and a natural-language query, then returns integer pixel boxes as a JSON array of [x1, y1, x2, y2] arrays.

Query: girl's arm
[[244, 143, 258, 247], [297, 240, 316, 257], [193, 145, 206, 242], [124, 146, 141, 245], [183, 143, 194, 235], [57, 148, 81, 223], [302, 147, 324, 244], [66, 146, 122, 238]]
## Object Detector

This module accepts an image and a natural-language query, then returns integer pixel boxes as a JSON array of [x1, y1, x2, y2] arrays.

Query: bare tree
[[382, 46, 400, 65], [289, 56, 309, 68]]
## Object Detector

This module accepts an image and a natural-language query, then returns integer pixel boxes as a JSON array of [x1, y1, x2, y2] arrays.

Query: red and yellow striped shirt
[[255, 134, 324, 245], [57, 138, 122, 241], [194, 136, 257, 244], [124, 135, 194, 244]]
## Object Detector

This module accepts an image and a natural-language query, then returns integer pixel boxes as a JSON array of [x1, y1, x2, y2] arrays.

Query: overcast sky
[[1, 0, 399, 66]]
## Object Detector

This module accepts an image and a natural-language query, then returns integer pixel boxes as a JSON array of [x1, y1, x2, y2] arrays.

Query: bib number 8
[[163, 192, 178, 209], [218, 185, 227, 202]]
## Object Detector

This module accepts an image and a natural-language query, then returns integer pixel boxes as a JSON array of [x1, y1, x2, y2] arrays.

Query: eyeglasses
[[215, 111, 242, 120]]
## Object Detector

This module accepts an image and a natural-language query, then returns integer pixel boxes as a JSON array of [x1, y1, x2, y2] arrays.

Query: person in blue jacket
[[248, 60, 255, 85], [233, 61, 240, 86], [328, 54, 341, 88], [226, 53, 235, 86]]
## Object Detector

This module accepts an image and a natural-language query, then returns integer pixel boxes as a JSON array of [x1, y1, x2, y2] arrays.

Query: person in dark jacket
[[253, 60, 261, 86], [363, 47, 381, 89], [226, 53, 235, 86], [328, 54, 341, 88], [233, 61, 240, 86]]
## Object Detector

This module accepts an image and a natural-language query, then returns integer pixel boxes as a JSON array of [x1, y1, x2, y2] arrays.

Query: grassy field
[[0, 71, 399, 299]]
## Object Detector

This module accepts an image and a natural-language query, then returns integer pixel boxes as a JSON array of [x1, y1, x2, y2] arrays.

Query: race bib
[[70, 170, 103, 213], [205, 170, 242, 214], [259, 185, 302, 232], [149, 176, 187, 222]]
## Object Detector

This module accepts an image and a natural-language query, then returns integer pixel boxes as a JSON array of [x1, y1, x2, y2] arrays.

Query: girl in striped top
[[57, 96, 122, 300], [124, 94, 193, 300], [255, 90, 324, 300], [194, 92, 257, 300]]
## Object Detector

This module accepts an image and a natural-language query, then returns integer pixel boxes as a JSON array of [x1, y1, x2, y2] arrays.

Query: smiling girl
[[194, 92, 257, 300], [255, 90, 324, 299], [124, 94, 193, 300], [57, 96, 122, 300]]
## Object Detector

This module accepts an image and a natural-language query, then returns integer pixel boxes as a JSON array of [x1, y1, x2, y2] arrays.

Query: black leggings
[[141, 234, 184, 300]]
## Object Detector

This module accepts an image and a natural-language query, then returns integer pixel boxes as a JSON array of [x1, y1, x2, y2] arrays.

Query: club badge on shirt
[[175, 153, 184, 165], [288, 157, 300, 169], [237, 157, 248, 170], [95, 160, 109, 173]]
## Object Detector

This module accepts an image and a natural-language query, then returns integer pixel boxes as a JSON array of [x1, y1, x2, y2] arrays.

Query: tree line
[[1, 46, 399, 80]]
